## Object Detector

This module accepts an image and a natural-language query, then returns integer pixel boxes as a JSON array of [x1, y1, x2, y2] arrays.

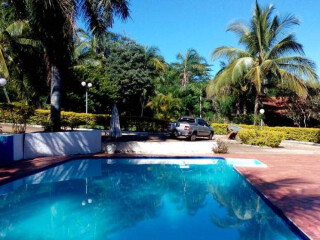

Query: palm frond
[[211, 46, 250, 61], [278, 69, 308, 97], [0, 49, 9, 78], [245, 66, 262, 93], [267, 34, 304, 58]]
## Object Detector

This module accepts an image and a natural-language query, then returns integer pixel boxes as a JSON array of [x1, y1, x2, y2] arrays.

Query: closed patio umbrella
[[110, 104, 122, 138]]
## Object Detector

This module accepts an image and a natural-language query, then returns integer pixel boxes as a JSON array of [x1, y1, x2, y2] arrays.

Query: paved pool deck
[[0, 151, 319, 239], [227, 154, 320, 240]]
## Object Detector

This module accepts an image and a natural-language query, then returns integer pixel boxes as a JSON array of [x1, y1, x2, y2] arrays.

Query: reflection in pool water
[[0, 159, 301, 239]]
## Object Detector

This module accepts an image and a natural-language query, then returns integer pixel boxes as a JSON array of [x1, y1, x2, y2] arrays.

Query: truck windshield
[[179, 117, 195, 123]]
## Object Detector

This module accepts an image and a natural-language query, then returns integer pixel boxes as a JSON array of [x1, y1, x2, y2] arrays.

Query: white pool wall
[[24, 130, 102, 159]]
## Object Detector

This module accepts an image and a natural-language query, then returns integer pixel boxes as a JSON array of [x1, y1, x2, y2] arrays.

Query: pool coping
[[0, 153, 310, 239]]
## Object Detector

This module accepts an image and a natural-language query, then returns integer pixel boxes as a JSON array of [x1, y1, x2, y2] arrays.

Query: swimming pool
[[0, 158, 303, 239]]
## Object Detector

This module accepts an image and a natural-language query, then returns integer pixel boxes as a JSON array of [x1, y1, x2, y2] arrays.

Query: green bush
[[0, 102, 34, 133], [29, 109, 109, 128], [269, 127, 320, 143], [211, 123, 320, 143], [238, 129, 285, 147], [27, 109, 169, 132], [211, 123, 229, 134]]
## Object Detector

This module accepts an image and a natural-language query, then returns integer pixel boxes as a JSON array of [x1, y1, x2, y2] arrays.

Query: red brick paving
[[227, 154, 320, 240], [1, 153, 320, 239]]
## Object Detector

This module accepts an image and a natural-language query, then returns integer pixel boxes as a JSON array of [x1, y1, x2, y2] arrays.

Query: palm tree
[[0, 20, 40, 103], [207, 1, 318, 122], [74, 29, 105, 69], [0, 20, 38, 79], [10, 0, 130, 130], [147, 93, 182, 120], [175, 49, 209, 87], [142, 46, 166, 72]]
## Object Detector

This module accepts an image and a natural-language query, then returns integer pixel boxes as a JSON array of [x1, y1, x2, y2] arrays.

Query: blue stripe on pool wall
[[0, 135, 14, 164]]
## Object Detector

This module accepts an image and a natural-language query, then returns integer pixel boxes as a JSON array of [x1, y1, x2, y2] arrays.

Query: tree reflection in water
[[0, 159, 300, 239]]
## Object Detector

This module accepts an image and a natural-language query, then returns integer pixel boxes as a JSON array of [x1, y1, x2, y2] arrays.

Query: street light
[[0, 78, 11, 103], [81, 81, 93, 113], [259, 108, 265, 129]]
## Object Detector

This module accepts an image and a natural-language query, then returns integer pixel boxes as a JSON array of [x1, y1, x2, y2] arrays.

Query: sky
[[103, 0, 320, 77]]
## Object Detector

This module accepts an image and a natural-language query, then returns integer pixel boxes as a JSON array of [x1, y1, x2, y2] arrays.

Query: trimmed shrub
[[29, 109, 109, 127], [25, 109, 168, 132], [211, 123, 229, 135], [269, 127, 320, 143], [238, 129, 285, 147], [211, 123, 320, 143]]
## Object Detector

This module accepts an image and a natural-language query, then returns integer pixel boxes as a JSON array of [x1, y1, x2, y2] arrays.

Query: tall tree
[[9, 0, 130, 130], [174, 49, 209, 87], [207, 1, 318, 123], [142, 46, 166, 73]]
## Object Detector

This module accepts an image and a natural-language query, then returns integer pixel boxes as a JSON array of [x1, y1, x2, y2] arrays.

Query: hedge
[[269, 127, 320, 143], [211, 123, 320, 143], [26, 109, 168, 132], [29, 109, 110, 129], [238, 129, 286, 147]]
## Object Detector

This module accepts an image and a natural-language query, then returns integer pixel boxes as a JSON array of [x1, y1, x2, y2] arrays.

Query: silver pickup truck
[[168, 116, 214, 141]]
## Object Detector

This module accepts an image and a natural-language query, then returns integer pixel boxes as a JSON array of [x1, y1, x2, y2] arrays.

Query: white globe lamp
[[0, 78, 7, 87]]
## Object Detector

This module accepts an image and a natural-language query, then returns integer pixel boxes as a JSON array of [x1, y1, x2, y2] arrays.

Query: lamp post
[[81, 81, 92, 113], [259, 108, 265, 129], [0, 78, 10, 103], [199, 89, 202, 118]]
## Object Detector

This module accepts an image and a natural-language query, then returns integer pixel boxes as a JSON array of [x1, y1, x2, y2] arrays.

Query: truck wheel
[[190, 132, 197, 141], [208, 132, 213, 140], [171, 130, 178, 138]]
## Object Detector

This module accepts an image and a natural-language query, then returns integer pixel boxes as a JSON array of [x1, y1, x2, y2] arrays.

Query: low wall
[[104, 141, 217, 155], [0, 134, 23, 165], [23, 130, 102, 159]]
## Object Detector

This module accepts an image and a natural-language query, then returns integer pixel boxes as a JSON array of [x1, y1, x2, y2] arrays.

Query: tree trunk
[[243, 102, 247, 115], [236, 98, 240, 115], [140, 101, 144, 117], [182, 68, 188, 87], [50, 65, 62, 131], [254, 92, 259, 125]]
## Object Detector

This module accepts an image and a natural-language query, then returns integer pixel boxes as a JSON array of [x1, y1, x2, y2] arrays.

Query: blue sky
[[84, 0, 320, 76]]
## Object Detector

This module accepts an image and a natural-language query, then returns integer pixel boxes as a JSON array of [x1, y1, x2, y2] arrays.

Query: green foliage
[[174, 48, 210, 87], [270, 127, 320, 143], [207, 1, 318, 120], [30, 109, 110, 129], [0, 102, 34, 133], [238, 129, 285, 147], [211, 123, 229, 135], [27, 109, 168, 132], [104, 40, 157, 115], [147, 93, 182, 121], [232, 114, 255, 125], [211, 123, 320, 143]]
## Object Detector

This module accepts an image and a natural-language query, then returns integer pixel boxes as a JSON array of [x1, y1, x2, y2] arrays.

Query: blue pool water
[[0, 158, 302, 240]]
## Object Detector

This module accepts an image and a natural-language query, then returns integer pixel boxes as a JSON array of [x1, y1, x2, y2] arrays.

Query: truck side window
[[198, 119, 205, 126]]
